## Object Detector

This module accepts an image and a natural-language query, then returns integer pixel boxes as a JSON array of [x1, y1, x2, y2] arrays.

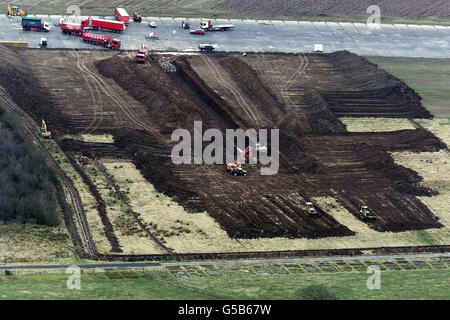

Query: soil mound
[[0, 45, 69, 131]]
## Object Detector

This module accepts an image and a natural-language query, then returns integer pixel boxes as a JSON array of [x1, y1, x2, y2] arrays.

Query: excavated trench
[[0, 47, 444, 242]]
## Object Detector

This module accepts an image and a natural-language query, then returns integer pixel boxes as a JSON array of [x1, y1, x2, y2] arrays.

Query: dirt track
[[0, 46, 445, 244]]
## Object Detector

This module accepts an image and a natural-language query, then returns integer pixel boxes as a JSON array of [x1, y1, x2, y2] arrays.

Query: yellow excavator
[[7, 5, 26, 16], [41, 120, 51, 138]]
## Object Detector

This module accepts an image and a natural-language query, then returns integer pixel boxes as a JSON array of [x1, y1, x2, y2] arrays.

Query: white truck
[[313, 43, 324, 53], [200, 20, 234, 31]]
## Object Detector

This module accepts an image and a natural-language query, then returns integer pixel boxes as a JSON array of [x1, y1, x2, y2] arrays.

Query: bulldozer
[[359, 205, 376, 221], [305, 202, 318, 216], [7, 5, 26, 16], [41, 120, 51, 138]]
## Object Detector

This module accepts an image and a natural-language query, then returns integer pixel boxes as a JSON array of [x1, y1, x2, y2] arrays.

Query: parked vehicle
[[82, 32, 121, 49], [181, 21, 190, 29], [22, 16, 51, 32], [198, 44, 215, 52], [149, 21, 157, 28], [313, 43, 324, 53], [61, 22, 83, 36], [114, 7, 130, 25], [7, 5, 25, 16], [136, 45, 149, 63], [190, 28, 205, 35], [133, 12, 142, 23], [200, 20, 234, 31], [81, 18, 126, 33]]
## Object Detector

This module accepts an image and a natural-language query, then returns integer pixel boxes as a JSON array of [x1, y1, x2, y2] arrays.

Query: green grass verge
[[367, 57, 450, 118], [0, 268, 448, 300]]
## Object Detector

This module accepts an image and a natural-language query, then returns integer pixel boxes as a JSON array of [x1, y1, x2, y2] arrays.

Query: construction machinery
[[7, 5, 25, 16], [200, 20, 234, 31], [227, 147, 252, 176], [313, 43, 324, 53], [305, 202, 318, 216], [41, 120, 51, 138], [136, 44, 149, 63], [359, 205, 376, 220], [255, 142, 268, 153]]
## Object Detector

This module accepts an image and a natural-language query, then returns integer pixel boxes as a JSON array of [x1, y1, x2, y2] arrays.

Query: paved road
[[0, 15, 449, 57], [1, 252, 449, 270]]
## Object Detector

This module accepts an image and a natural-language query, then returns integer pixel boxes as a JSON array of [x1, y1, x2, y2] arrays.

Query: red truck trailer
[[82, 32, 121, 49], [61, 22, 83, 36], [115, 8, 130, 25], [81, 18, 126, 33]]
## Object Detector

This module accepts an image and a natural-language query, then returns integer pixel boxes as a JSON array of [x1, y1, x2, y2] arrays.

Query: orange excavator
[[227, 147, 252, 176]]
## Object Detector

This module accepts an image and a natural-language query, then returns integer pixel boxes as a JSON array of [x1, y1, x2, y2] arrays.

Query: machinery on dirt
[[7, 5, 25, 16], [305, 202, 318, 216], [136, 45, 149, 63], [22, 16, 51, 32], [200, 20, 234, 31], [198, 44, 215, 52], [81, 18, 126, 33], [61, 22, 83, 36], [181, 21, 190, 29], [82, 32, 121, 49], [41, 120, 51, 138], [114, 7, 130, 25], [133, 12, 142, 23], [359, 205, 376, 221], [255, 143, 268, 153], [227, 147, 252, 176]]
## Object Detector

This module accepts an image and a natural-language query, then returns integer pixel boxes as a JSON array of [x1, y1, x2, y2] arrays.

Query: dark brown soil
[[1, 49, 444, 241]]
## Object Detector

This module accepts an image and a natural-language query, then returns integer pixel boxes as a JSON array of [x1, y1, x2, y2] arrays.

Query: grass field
[[367, 57, 450, 118], [1, 1, 449, 25], [0, 268, 448, 300]]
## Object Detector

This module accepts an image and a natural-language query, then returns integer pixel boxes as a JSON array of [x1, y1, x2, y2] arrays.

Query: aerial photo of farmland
[[0, 0, 448, 307]]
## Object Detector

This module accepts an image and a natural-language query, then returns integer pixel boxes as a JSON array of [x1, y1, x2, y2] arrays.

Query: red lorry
[[81, 18, 126, 33], [61, 22, 83, 36], [135, 45, 149, 63], [115, 8, 130, 25], [82, 32, 121, 49]]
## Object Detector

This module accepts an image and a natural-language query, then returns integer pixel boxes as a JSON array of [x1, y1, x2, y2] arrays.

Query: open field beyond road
[[367, 57, 450, 118], [0, 1, 449, 25], [0, 268, 448, 299]]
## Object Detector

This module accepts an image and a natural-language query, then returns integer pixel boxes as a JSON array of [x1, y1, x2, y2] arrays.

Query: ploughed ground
[[0, 45, 444, 243]]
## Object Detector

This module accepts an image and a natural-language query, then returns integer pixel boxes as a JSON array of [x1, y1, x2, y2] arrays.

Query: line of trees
[[0, 104, 61, 226]]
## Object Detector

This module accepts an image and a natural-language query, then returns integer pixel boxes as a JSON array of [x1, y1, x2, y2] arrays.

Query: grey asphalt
[[0, 15, 449, 57], [1, 252, 449, 270]]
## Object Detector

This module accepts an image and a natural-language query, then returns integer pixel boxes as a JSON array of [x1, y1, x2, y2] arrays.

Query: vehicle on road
[[40, 37, 47, 47], [22, 16, 51, 32], [133, 12, 142, 23], [81, 18, 125, 33], [190, 28, 205, 35], [313, 43, 324, 53], [61, 22, 83, 36], [82, 32, 121, 49], [7, 5, 25, 16], [198, 44, 215, 52], [200, 20, 234, 31], [149, 21, 157, 28], [181, 21, 190, 29], [114, 7, 130, 25]]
